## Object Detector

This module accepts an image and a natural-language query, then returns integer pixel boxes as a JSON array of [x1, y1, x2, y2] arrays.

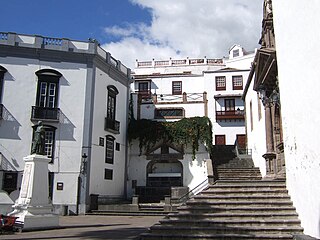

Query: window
[[250, 100, 253, 131], [232, 75, 243, 90], [105, 86, 120, 133], [105, 135, 115, 164], [2, 172, 18, 194], [233, 49, 240, 58], [32, 69, 62, 121], [225, 99, 235, 111], [215, 135, 226, 145], [216, 76, 226, 91], [138, 82, 150, 99], [257, 93, 262, 120], [138, 82, 149, 92], [104, 169, 113, 180], [172, 81, 182, 95], [115, 142, 120, 151], [0, 65, 7, 103], [155, 108, 184, 119], [32, 124, 56, 162], [107, 86, 118, 121]]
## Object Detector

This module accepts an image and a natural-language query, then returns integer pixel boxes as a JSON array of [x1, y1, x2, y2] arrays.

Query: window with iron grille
[[215, 76, 226, 91], [105, 135, 115, 164], [232, 75, 243, 90], [172, 81, 182, 95], [155, 108, 184, 119], [104, 169, 113, 180], [107, 86, 118, 121]]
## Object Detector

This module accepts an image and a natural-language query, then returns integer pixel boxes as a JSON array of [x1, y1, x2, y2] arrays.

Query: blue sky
[[1, 0, 151, 42], [0, 0, 263, 68]]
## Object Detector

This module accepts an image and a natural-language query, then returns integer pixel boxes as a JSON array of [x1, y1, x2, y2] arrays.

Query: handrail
[[234, 140, 252, 158], [177, 178, 209, 203]]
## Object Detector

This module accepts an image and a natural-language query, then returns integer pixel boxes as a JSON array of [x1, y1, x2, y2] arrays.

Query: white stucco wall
[[0, 57, 87, 207], [89, 67, 128, 198], [273, 1, 320, 238], [243, 79, 267, 176]]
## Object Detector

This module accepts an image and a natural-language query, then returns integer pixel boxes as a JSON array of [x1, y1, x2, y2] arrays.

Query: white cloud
[[102, 0, 263, 69]]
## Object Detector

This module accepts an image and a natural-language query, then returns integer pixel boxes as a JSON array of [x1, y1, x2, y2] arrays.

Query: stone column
[[262, 100, 276, 176]]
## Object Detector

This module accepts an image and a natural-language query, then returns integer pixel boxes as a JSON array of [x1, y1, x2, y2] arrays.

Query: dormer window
[[233, 49, 240, 58]]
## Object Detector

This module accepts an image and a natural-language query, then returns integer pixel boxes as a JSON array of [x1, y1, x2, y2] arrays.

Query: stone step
[[177, 205, 298, 214], [218, 177, 263, 181], [213, 179, 286, 186], [216, 168, 261, 172], [202, 189, 288, 196], [89, 210, 171, 216], [168, 212, 299, 220], [192, 195, 291, 201], [148, 224, 303, 235], [158, 218, 302, 227], [186, 200, 294, 208], [140, 232, 296, 240]]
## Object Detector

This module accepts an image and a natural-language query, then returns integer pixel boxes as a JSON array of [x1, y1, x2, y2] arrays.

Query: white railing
[[0, 32, 8, 40], [43, 37, 63, 46], [136, 57, 224, 68]]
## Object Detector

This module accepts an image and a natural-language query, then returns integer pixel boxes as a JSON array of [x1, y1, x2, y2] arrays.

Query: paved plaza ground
[[0, 215, 164, 240]]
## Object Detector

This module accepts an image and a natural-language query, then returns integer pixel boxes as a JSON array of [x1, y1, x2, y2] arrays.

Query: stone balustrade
[[0, 32, 131, 77], [136, 57, 224, 68]]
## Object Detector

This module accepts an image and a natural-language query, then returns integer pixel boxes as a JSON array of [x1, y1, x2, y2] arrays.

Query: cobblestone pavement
[[0, 215, 164, 240]]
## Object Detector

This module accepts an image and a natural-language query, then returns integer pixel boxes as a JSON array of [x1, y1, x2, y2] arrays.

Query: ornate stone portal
[[252, 0, 286, 179], [8, 154, 59, 230]]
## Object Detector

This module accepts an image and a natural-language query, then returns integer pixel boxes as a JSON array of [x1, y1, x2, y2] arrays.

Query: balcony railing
[[105, 118, 120, 134], [216, 110, 245, 120], [31, 106, 60, 122]]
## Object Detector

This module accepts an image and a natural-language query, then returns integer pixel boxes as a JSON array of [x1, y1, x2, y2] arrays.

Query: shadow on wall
[[0, 105, 21, 140], [56, 111, 76, 141]]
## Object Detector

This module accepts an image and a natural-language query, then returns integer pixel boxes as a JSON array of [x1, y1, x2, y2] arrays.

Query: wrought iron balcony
[[31, 106, 60, 122], [105, 118, 120, 134], [216, 110, 245, 121]]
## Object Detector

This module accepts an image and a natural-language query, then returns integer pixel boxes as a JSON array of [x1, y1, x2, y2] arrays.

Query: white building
[[128, 48, 254, 201], [0, 32, 131, 214], [243, 0, 320, 238]]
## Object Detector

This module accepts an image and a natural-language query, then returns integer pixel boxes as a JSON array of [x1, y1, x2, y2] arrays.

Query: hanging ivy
[[128, 117, 213, 159]]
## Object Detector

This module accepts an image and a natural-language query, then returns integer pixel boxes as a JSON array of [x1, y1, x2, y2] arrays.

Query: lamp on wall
[[80, 153, 88, 174]]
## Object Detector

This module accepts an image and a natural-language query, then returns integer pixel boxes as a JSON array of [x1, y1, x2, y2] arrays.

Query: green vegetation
[[128, 117, 213, 159]]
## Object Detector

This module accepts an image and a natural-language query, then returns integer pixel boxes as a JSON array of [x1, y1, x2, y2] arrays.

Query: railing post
[[130, 195, 139, 212], [164, 196, 172, 212], [183, 92, 187, 103]]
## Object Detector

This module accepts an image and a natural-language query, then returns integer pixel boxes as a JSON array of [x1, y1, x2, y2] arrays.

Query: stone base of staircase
[[139, 154, 304, 239]]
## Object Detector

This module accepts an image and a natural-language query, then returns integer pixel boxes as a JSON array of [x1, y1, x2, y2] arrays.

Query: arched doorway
[[146, 160, 183, 187]]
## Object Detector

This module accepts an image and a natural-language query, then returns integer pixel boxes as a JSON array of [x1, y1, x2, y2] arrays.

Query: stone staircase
[[139, 150, 303, 239], [89, 202, 174, 216]]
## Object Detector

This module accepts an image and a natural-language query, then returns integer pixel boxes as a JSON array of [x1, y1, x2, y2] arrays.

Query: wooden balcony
[[31, 106, 60, 122], [216, 110, 245, 121], [105, 118, 120, 134]]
